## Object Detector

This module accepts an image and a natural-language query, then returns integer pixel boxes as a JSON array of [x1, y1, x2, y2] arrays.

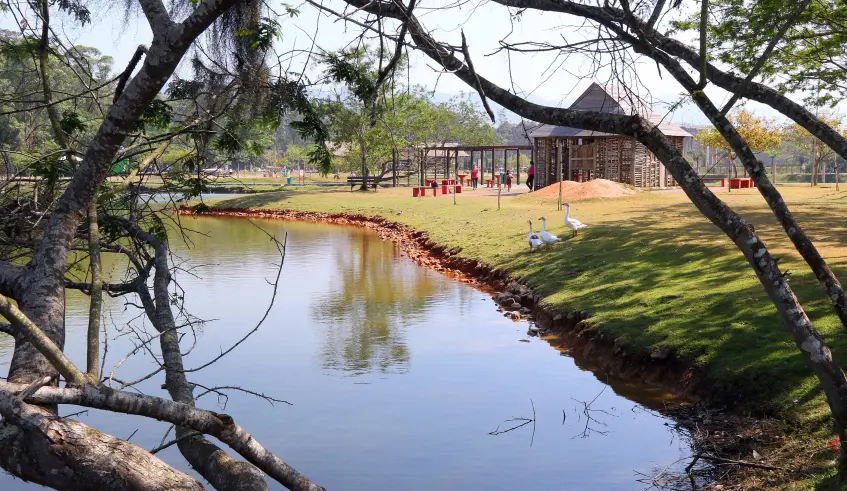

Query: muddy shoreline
[[179, 206, 709, 401], [177, 205, 813, 487]]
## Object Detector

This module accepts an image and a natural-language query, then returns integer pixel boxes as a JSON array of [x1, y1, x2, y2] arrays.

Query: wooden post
[[516, 150, 521, 185], [490, 148, 495, 184], [557, 140, 563, 211], [630, 137, 637, 186], [453, 149, 458, 205]]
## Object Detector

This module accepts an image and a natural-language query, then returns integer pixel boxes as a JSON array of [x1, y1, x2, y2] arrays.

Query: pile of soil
[[532, 179, 637, 201]]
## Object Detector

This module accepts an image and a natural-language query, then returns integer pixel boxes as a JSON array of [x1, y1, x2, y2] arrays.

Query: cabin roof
[[528, 82, 692, 139]]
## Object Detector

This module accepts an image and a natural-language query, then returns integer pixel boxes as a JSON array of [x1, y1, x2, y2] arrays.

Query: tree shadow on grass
[[493, 201, 847, 420], [212, 189, 328, 209]]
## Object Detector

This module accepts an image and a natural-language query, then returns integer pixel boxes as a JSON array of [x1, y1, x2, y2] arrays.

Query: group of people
[[468, 161, 536, 192]]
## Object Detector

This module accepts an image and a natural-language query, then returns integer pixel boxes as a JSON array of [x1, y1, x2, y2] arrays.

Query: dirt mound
[[532, 179, 637, 201]]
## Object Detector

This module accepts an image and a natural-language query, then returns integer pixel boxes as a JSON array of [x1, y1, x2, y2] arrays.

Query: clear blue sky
[[1, 0, 838, 126]]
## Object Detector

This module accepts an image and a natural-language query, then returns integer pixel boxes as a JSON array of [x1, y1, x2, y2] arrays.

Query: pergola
[[417, 144, 533, 186]]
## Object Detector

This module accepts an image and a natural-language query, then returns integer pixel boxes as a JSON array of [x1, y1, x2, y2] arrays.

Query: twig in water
[[489, 399, 537, 447]]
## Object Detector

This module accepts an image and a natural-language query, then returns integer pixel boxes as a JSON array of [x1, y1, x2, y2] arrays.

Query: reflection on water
[[314, 233, 439, 374], [0, 217, 693, 491]]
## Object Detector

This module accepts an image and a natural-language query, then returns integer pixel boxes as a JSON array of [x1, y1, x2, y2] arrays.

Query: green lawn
[[210, 184, 847, 453]]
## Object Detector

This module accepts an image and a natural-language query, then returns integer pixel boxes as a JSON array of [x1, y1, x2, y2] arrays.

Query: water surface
[[0, 217, 691, 490]]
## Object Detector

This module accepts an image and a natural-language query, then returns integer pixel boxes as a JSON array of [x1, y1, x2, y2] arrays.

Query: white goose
[[527, 220, 543, 251], [564, 202, 587, 237], [538, 217, 561, 245]]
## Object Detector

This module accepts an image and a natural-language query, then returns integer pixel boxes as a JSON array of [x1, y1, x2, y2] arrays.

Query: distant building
[[528, 83, 692, 188]]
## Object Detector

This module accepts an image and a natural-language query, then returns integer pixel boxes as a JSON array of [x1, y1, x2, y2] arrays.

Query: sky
[[0, 0, 838, 127]]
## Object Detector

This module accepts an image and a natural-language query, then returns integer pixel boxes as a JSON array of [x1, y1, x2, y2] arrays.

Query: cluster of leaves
[[323, 48, 378, 104], [0, 30, 113, 172], [236, 17, 283, 51], [673, 0, 847, 105], [55, 0, 91, 25]]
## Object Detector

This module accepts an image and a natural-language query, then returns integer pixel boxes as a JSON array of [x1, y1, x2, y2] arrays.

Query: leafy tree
[[695, 110, 781, 177], [679, 0, 847, 106], [783, 115, 847, 185]]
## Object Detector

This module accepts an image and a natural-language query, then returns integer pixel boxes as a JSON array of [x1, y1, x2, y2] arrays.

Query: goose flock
[[527, 203, 587, 251]]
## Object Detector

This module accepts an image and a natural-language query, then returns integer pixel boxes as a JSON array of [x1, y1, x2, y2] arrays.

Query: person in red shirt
[[506, 169, 513, 191], [526, 160, 535, 192], [471, 167, 479, 189]]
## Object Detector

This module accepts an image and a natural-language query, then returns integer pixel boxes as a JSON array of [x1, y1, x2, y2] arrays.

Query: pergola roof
[[528, 82, 692, 139]]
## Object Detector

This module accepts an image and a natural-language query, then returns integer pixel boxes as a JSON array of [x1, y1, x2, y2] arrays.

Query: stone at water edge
[[493, 291, 514, 305]]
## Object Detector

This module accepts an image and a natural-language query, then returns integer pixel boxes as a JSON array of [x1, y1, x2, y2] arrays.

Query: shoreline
[[176, 206, 721, 404], [176, 205, 821, 487]]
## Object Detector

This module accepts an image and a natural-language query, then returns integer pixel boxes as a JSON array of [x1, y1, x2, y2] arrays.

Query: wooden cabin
[[528, 83, 692, 189]]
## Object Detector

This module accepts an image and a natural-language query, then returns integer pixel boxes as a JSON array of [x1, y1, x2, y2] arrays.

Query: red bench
[[413, 186, 438, 197], [730, 177, 754, 189]]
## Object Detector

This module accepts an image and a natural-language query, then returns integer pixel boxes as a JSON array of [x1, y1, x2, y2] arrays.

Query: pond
[[0, 217, 693, 490]]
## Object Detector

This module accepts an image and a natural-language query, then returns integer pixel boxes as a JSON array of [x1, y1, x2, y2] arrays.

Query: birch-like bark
[[0, 387, 204, 490], [0, 0, 247, 486], [86, 201, 102, 378], [0, 381, 325, 491]]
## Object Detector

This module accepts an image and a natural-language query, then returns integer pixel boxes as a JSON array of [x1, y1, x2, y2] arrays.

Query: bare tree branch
[[0, 385, 204, 490], [0, 381, 325, 491], [113, 45, 149, 103], [461, 30, 495, 122], [0, 293, 90, 385]]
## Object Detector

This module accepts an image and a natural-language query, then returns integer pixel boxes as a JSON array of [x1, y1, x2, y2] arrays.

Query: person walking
[[471, 166, 480, 189], [506, 169, 513, 191], [526, 160, 535, 192]]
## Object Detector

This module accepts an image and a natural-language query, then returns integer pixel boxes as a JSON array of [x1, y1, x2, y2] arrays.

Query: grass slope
[[212, 184, 847, 433]]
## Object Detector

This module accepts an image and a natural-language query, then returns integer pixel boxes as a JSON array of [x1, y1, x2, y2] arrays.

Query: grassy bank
[[209, 184, 847, 464]]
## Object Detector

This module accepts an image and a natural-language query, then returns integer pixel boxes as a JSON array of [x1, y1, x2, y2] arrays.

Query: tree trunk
[[358, 131, 368, 191], [812, 138, 819, 186], [86, 201, 102, 379], [0, 1, 251, 486], [0, 391, 204, 490]]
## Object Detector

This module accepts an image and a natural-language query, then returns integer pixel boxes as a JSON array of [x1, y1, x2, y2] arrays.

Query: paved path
[[461, 185, 532, 197]]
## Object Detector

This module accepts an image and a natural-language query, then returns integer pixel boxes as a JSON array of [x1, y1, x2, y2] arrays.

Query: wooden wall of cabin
[[666, 136, 684, 187], [535, 134, 684, 188], [534, 138, 550, 188]]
